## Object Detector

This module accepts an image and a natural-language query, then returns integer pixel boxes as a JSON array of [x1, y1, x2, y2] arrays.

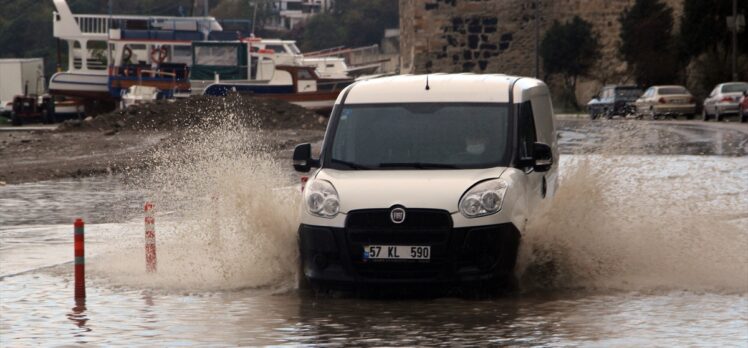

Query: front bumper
[[298, 209, 520, 286]]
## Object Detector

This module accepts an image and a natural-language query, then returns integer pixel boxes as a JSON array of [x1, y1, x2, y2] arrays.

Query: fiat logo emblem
[[390, 207, 406, 224]]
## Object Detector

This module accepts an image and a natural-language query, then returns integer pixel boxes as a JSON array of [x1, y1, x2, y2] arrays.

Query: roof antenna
[[425, 74, 430, 91]]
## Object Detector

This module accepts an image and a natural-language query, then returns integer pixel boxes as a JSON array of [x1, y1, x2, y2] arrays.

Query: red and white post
[[144, 202, 157, 273], [73, 218, 85, 299]]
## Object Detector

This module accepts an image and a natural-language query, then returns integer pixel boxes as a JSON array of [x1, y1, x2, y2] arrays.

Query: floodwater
[[1, 120, 747, 346]]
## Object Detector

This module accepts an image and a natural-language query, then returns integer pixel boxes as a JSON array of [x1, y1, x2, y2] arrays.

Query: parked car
[[587, 85, 642, 119], [292, 74, 558, 291], [739, 91, 748, 123], [702, 82, 748, 122], [634, 85, 696, 119]]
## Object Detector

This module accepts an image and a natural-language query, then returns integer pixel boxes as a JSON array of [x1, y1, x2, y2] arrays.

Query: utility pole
[[732, 0, 738, 81], [204, 0, 209, 16], [534, 0, 540, 79]]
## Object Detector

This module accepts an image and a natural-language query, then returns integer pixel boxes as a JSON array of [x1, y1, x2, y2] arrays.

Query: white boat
[[49, 0, 357, 114], [49, 0, 222, 101]]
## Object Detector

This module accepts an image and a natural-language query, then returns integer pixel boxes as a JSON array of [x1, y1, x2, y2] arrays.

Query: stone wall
[[399, 0, 684, 105]]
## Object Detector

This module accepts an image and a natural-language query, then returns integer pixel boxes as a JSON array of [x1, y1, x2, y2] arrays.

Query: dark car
[[587, 85, 643, 119]]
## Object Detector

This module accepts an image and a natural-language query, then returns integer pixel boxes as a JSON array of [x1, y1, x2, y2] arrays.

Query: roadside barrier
[[144, 202, 157, 273], [74, 218, 85, 299]]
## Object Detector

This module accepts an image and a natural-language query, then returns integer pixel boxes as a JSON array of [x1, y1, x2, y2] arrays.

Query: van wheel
[[296, 259, 312, 292]]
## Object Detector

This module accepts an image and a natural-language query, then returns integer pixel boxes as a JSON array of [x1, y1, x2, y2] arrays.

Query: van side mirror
[[293, 143, 319, 172], [533, 142, 553, 172]]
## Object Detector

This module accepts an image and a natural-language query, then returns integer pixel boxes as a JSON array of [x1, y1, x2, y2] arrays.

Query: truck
[[0, 58, 45, 116]]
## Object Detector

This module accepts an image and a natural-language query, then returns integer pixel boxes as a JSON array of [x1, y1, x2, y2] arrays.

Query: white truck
[[292, 74, 558, 291], [0, 58, 45, 116]]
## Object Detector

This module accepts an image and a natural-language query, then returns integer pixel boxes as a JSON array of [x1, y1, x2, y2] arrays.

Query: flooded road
[[2, 120, 747, 346]]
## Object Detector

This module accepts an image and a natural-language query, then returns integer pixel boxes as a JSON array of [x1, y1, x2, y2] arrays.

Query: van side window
[[518, 101, 537, 161]]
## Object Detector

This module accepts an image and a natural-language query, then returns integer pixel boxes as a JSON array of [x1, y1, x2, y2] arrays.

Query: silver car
[[702, 82, 748, 121]]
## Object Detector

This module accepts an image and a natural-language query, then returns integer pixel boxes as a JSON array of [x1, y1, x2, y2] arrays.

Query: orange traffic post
[[73, 218, 85, 299], [144, 202, 157, 273]]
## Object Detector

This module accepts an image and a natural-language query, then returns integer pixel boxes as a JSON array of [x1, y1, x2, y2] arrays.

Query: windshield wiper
[[330, 158, 371, 170], [377, 162, 459, 169]]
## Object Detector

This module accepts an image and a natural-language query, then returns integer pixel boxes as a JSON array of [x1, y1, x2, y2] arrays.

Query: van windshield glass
[[327, 103, 511, 170]]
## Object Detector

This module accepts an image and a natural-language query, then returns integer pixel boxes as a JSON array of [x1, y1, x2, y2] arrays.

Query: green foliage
[[300, 14, 346, 51], [679, 0, 748, 60], [678, 0, 748, 98], [540, 16, 600, 109], [619, 0, 679, 87], [297, 0, 398, 51]]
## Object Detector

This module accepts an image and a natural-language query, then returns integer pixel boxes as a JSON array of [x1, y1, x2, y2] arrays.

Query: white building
[[265, 0, 333, 31]]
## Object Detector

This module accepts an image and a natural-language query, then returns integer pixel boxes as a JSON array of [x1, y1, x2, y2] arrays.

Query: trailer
[[0, 58, 45, 107]]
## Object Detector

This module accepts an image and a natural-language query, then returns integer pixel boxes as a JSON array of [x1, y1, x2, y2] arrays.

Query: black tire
[[297, 260, 312, 292], [702, 108, 709, 121], [589, 108, 598, 120], [10, 112, 21, 126], [43, 106, 55, 124], [686, 113, 694, 120]]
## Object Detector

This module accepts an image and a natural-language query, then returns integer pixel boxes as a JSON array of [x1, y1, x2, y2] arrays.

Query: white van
[[293, 74, 558, 290]]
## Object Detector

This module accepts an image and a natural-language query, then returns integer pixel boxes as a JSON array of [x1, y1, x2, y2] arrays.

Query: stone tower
[[400, 0, 684, 101]]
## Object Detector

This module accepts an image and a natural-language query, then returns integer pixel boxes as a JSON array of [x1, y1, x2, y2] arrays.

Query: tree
[[296, 0, 398, 51], [678, 0, 748, 97], [619, 0, 679, 87], [540, 16, 601, 109], [300, 14, 346, 51], [679, 0, 748, 61]]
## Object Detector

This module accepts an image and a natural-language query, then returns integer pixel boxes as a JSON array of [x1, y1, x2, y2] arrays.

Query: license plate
[[363, 245, 430, 260], [671, 99, 685, 104]]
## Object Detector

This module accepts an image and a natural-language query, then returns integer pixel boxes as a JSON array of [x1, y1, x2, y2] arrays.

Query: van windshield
[[326, 103, 512, 170]]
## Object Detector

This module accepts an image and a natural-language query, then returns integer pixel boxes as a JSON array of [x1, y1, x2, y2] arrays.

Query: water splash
[[88, 111, 300, 292], [87, 117, 747, 294], [518, 122, 748, 293]]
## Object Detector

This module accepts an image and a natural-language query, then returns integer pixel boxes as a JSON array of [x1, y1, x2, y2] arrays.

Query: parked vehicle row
[[587, 82, 748, 123]]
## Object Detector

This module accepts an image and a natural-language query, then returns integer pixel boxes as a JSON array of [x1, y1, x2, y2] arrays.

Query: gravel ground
[[0, 96, 327, 184]]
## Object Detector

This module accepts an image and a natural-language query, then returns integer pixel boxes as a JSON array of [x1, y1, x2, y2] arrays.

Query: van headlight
[[305, 179, 340, 218], [459, 179, 508, 218]]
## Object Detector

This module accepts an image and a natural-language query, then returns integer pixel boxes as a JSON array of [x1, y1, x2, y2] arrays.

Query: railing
[[74, 15, 108, 34], [70, 13, 227, 35]]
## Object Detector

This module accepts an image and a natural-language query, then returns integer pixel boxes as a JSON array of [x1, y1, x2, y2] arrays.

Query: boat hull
[[49, 72, 112, 100]]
